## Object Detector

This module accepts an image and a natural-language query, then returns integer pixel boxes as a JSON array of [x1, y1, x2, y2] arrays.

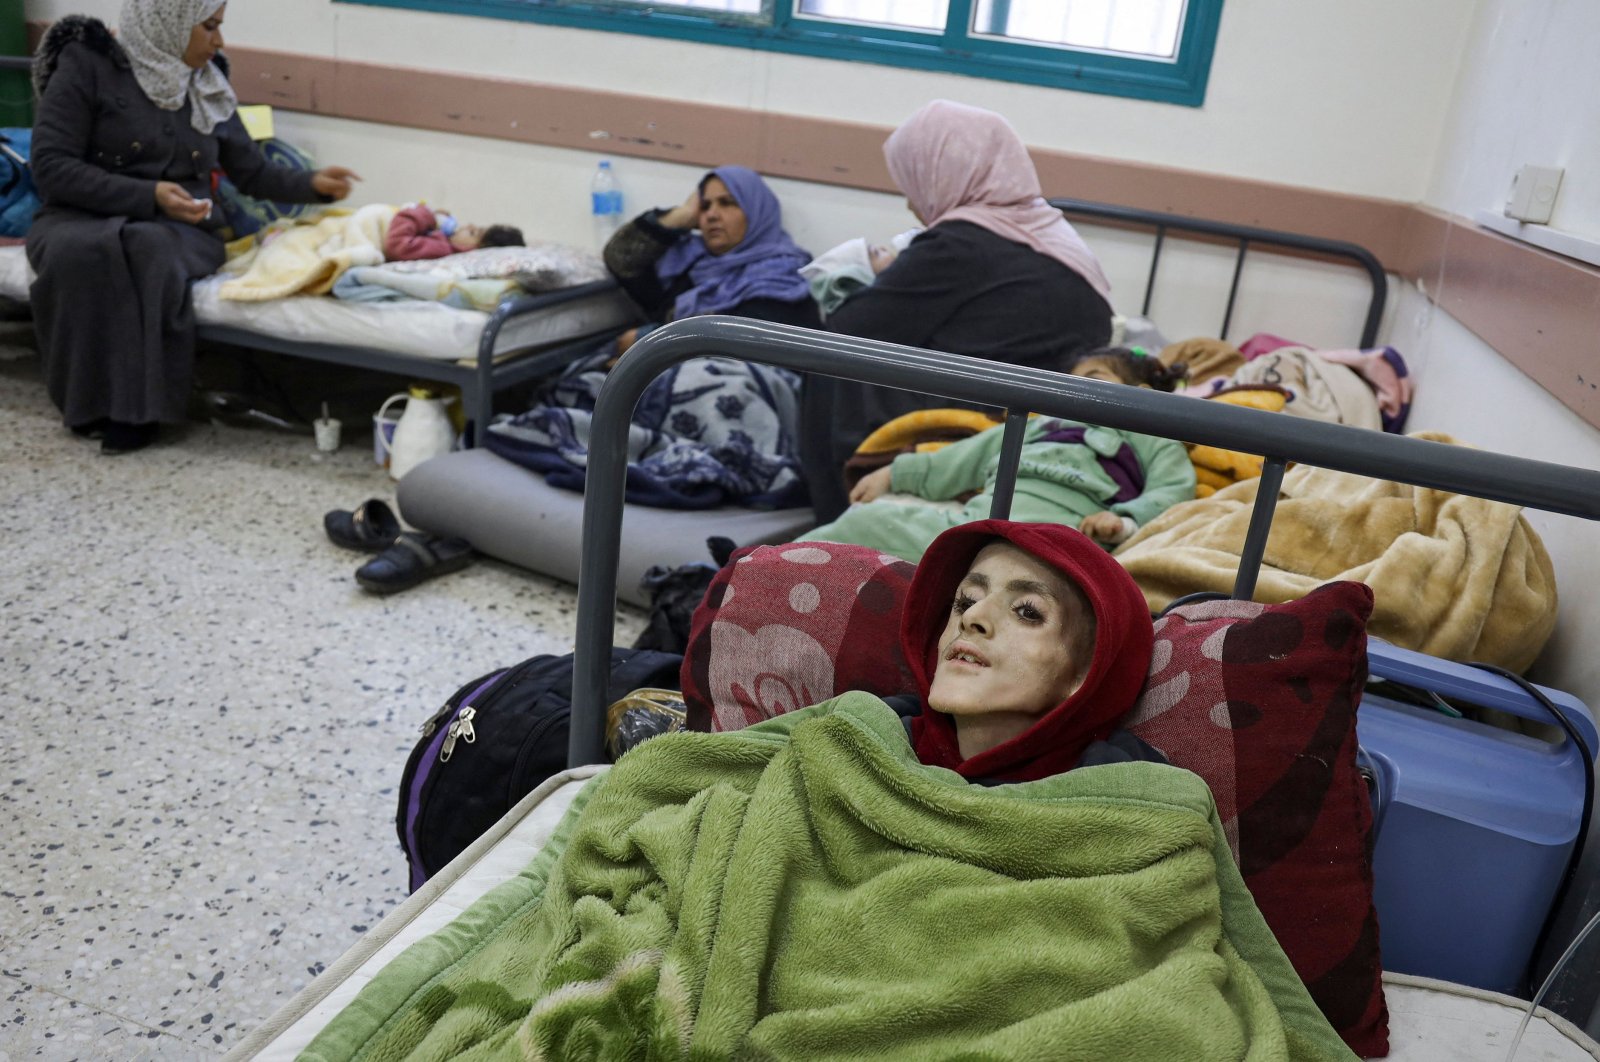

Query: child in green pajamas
[[798, 347, 1195, 562]]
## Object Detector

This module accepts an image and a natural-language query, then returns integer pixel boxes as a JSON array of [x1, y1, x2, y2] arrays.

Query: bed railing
[[1051, 197, 1389, 349], [568, 316, 1600, 767]]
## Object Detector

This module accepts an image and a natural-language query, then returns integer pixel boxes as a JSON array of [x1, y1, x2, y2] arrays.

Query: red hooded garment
[[905, 520, 1154, 783]]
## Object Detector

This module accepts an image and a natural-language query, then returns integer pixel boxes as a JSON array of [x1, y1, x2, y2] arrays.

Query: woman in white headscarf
[[27, 2, 359, 454]]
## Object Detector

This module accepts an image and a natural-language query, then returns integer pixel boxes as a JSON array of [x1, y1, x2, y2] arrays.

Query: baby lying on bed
[[307, 520, 1355, 1060], [797, 346, 1196, 562], [382, 203, 525, 261]]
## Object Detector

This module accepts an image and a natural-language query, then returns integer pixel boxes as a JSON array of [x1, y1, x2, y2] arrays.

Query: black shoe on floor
[[355, 532, 474, 595], [100, 421, 158, 455], [70, 418, 111, 440]]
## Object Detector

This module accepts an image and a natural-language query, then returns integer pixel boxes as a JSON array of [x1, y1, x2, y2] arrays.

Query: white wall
[[264, 110, 1385, 346], [29, 0, 1476, 201], [265, 112, 917, 257], [1425, 0, 1600, 240]]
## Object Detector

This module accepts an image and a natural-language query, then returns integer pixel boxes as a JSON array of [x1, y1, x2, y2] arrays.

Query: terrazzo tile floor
[[0, 332, 644, 1058]]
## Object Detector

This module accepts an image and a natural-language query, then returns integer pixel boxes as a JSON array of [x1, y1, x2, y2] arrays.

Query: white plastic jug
[[377, 386, 456, 480]]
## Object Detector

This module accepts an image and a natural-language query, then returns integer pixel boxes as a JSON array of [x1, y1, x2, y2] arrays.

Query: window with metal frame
[[337, 0, 1224, 106]]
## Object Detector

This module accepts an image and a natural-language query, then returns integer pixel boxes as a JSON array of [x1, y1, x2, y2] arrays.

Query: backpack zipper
[[439, 705, 477, 763], [418, 699, 458, 739]]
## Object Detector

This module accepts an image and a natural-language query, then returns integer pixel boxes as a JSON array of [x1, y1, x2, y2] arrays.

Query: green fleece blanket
[[303, 694, 1355, 1061]]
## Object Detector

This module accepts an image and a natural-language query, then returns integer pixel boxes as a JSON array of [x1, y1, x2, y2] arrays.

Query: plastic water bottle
[[591, 159, 624, 249]]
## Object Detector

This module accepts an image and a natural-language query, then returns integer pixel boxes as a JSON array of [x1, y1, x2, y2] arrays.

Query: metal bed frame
[[567, 316, 1600, 766], [1050, 198, 1389, 349], [0, 279, 636, 441], [194, 279, 635, 439], [0, 272, 637, 443]]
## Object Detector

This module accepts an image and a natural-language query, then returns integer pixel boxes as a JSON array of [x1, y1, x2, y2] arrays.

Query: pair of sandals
[[323, 499, 473, 594]]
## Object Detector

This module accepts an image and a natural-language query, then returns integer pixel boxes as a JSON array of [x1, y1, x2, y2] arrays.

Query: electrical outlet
[[1505, 164, 1564, 224]]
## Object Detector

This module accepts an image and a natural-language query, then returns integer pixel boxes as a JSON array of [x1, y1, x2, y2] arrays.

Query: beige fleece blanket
[[218, 203, 398, 301], [1114, 432, 1558, 671]]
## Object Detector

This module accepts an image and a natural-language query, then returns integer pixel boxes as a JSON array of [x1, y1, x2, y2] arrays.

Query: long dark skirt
[[26, 206, 226, 428]]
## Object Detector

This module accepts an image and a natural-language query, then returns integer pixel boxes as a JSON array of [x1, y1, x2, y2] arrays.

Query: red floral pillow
[[681, 543, 918, 733], [1124, 581, 1388, 1057]]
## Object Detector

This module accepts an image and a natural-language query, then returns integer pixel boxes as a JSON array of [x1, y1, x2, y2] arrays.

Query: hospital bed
[[231, 316, 1600, 1060], [0, 245, 640, 436]]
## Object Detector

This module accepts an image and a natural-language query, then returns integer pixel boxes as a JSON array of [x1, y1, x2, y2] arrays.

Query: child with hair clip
[[798, 346, 1196, 563], [383, 203, 525, 261]]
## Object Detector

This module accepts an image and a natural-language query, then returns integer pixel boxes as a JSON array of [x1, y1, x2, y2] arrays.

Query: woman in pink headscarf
[[802, 100, 1114, 522]]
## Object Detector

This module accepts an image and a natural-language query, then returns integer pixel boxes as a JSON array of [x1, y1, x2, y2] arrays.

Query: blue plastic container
[[1357, 640, 1597, 994]]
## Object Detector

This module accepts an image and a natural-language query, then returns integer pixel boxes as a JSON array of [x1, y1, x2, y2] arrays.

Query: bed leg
[[468, 385, 492, 450]]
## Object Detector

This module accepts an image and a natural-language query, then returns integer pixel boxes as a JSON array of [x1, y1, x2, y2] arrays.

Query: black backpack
[[396, 647, 683, 891]]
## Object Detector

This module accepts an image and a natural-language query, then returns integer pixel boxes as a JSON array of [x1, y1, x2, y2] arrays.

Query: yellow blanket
[[854, 407, 1004, 455], [1187, 388, 1287, 497], [218, 203, 398, 301], [1114, 432, 1558, 671]]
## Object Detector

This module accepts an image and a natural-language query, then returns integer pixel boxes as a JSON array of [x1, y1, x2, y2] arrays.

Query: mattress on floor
[[230, 760, 1600, 1062], [0, 245, 637, 362], [396, 447, 818, 608]]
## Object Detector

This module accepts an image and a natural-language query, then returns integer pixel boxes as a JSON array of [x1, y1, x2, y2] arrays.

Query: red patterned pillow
[[681, 543, 918, 733], [1125, 581, 1388, 1057]]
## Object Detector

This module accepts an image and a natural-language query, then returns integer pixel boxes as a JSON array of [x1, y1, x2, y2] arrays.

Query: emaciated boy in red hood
[[904, 520, 1155, 783]]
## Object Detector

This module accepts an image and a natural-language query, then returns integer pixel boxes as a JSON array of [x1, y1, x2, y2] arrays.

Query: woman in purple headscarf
[[483, 168, 820, 509], [602, 166, 821, 353]]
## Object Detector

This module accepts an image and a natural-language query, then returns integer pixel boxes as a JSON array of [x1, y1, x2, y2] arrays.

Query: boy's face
[[927, 542, 1090, 719]]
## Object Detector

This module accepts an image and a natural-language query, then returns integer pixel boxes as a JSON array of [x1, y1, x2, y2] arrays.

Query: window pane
[[610, 0, 764, 13], [972, 0, 1185, 59], [796, 0, 948, 33]]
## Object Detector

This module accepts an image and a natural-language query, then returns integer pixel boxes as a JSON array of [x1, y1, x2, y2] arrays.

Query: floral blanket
[[485, 349, 810, 510]]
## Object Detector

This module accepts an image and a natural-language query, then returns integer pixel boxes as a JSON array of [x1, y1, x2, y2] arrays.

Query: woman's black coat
[[26, 16, 323, 428]]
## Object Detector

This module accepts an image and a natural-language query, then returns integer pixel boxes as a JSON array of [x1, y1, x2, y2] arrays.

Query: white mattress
[[0, 245, 636, 362], [229, 762, 1600, 1062]]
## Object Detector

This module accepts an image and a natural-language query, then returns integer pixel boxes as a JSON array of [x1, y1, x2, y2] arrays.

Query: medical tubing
[[1467, 663, 1596, 1000], [1504, 903, 1600, 1062]]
